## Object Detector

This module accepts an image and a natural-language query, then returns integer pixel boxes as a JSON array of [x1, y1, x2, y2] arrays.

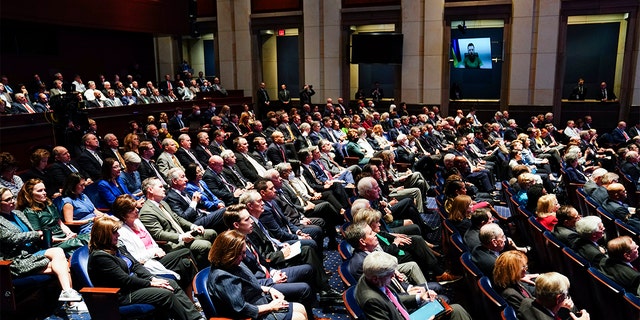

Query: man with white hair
[[583, 168, 608, 195], [355, 251, 471, 320], [574, 215, 607, 265], [518, 272, 589, 320]]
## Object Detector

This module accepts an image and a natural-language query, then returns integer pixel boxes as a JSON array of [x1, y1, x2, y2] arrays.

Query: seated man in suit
[[355, 251, 471, 320], [233, 137, 267, 182], [46, 146, 88, 196], [345, 222, 446, 299], [220, 150, 253, 190], [193, 131, 216, 167], [600, 236, 640, 296], [573, 216, 608, 265], [471, 223, 507, 281], [620, 150, 640, 187], [202, 155, 244, 205], [238, 190, 342, 304], [463, 208, 495, 250], [517, 272, 589, 320], [138, 177, 216, 268], [267, 131, 291, 164], [137, 141, 167, 184], [552, 205, 581, 248], [174, 134, 203, 171], [602, 183, 640, 232], [222, 204, 319, 311], [164, 167, 226, 232], [156, 138, 184, 180], [77, 133, 104, 181]]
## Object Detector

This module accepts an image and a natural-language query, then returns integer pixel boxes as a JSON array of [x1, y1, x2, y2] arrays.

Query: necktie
[[217, 172, 235, 192], [247, 243, 270, 278], [385, 287, 410, 320], [202, 145, 213, 157], [279, 145, 286, 161], [23, 103, 35, 114], [267, 201, 292, 234], [185, 149, 202, 170], [178, 118, 184, 128], [66, 162, 79, 173], [243, 153, 266, 176], [229, 166, 248, 186], [286, 124, 294, 140], [315, 160, 333, 179], [171, 155, 182, 168], [114, 150, 127, 170], [256, 219, 282, 249], [622, 129, 630, 141], [148, 160, 164, 181], [91, 151, 103, 166], [159, 203, 185, 234], [603, 89, 607, 100]]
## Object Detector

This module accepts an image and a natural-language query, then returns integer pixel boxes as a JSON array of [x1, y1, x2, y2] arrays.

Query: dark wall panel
[[276, 36, 300, 98], [204, 40, 217, 77], [252, 0, 301, 13], [1, 20, 155, 87], [1, 1, 188, 34], [562, 22, 619, 99]]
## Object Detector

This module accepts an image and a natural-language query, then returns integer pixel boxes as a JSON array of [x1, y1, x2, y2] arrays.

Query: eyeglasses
[[1, 196, 16, 203]]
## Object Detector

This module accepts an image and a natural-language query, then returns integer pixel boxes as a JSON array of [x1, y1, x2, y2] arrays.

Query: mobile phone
[[190, 229, 202, 236]]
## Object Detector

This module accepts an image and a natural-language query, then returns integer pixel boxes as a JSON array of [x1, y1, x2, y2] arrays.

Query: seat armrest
[[79, 287, 121, 320]]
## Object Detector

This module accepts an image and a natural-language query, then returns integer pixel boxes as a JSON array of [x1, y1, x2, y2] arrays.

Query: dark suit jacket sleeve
[[259, 208, 297, 242], [88, 249, 151, 292], [165, 190, 199, 222], [203, 171, 235, 204], [77, 152, 102, 181], [235, 153, 260, 182], [266, 146, 284, 164]]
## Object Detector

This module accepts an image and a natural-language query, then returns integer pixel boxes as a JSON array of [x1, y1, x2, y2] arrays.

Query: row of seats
[[504, 183, 640, 320]]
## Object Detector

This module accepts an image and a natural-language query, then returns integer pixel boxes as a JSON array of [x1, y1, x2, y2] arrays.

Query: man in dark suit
[[573, 215, 608, 265], [355, 251, 471, 320], [299, 149, 351, 209], [76, 133, 104, 181], [233, 137, 266, 182], [220, 150, 252, 190], [517, 272, 589, 320], [239, 190, 342, 304], [597, 81, 617, 101], [192, 132, 216, 168], [158, 74, 174, 96], [267, 131, 289, 164], [600, 236, 640, 296], [209, 130, 227, 155], [164, 167, 225, 231], [251, 136, 272, 169], [569, 78, 587, 100], [202, 155, 240, 205], [174, 134, 203, 171], [167, 108, 189, 138], [256, 82, 270, 119], [611, 121, 631, 145], [46, 146, 87, 196], [138, 141, 166, 184], [620, 151, 640, 185], [471, 223, 506, 281], [33, 93, 52, 112], [277, 84, 291, 109], [11, 93, 40, 114], [553, 205, 581, 248], [223, 204, 336, 308], [138, 177, 216, 268], [601, 183, 640, 232]]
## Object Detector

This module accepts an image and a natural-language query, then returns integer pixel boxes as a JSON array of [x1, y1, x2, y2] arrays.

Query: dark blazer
[[611, 127, 629, 145], [234, 152, 261, 182], [88, 247, 153, 301], [76, 149, 104, 181], [499, 283, 535, 311], [600, 257, 640, 296], [597, 87, 616, 101], [221, 165, 249, 189], [553, 225, 580, 248], [517, 298, 554, 320], [355, 276, 419, 320], [396, 145, 416, 164], [301, 164, 324, 192], [193, 144, 215, 167], [158, 80, 174, 96], [621, 161, 640, 186], [261, 200, 299, 242], [138, 159, 165, 183], [266, 143, 287, 164], [564, 166, 588, 184], [174, 148, 200, 169], [46, 161, 85, 194], [202, 168, 236, 205], [348, 250, 367, 281], [573, 237, 607, 265], [165, 189, 205, 224], [250, 151, 271, 169], [471, 245, 498, 280], [246, 221, 286, 267]]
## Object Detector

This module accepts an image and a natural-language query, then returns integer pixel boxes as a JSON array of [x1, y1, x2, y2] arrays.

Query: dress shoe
[[319, 296, 344, 306], [320, 288, 342, 298], [435, 271, 462, 284]]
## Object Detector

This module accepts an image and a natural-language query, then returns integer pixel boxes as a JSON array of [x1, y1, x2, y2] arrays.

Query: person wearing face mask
[[168, 107, 189, 138], [295, 123, 314, 151], [185, 105, 210, 132]]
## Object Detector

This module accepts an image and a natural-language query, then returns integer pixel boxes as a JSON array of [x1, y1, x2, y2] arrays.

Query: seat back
[[501, 305, 518, 320], [575, 188, 589, 217], [623, 292, 640, 320], [338, 261, 357, 287], [586, 267, 626, 320], [526, 216, 551, 271], [560, 247, 591, 308], [595, 207, 620, 241], [441, 219, 458, 261], [449, 233, 468, 275], [343, 286, 366, 319], [338, 240, 354, 261], [460, 252, 483, 316], [542, 231, 566, 274], [478, 276, 508, 320], [193, 267, 219, 319], [583, 194, 600, 217], [70, 245, 93, 288], [615, 219, 640, 242]]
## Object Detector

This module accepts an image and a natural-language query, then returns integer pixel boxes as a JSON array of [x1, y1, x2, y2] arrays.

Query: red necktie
[[385, 287, 410, 320], [23, 103, 35, 114]]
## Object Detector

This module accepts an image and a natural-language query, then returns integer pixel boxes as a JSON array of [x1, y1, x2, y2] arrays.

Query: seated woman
[[17, 179, 89, 254], [57, 173, 104, 235], [514, 173, 536, 208], [0, 187, 86, 305], [563, 152, 588, 184], [0, 152, 23, 196], [371, 124, 393, 150], [123, 133, 141, 154], [88, 217, 203, 320], [111, 195, 197, 292], [207, 230, 307, 320], [119, 152, 143, 198], [345, 128, 370, 165], [96, 158, 144, 209], [19, 149, 50, 190], [446, 195, 474, 236], [184, 163, 225, 211], [535, 194, 559, 231], [493, 250, 538, 310]]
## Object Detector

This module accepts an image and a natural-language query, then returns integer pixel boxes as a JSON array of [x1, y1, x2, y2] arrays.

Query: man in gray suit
[[138, 177, 216, 268]]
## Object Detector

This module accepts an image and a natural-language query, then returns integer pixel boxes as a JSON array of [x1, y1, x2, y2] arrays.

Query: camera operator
[[300, 84, 315, 106]]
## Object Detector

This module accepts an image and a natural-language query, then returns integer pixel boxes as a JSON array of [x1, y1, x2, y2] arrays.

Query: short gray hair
[[262, 169, 279, 181], [239, 190, 261, 205], [363, 251, 397, 279], [575, 216, 601, 236], [357, 177, 376, 197]]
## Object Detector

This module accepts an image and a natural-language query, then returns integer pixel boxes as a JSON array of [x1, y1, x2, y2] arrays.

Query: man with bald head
[[202, 155, 243, 205], [602, 183, 640, 232]]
